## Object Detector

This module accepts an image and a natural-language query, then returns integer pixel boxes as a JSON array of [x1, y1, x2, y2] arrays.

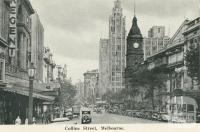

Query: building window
[[117, 45, 121, 51], [158, 28, 160, 33], [0, 61, 4, 81]]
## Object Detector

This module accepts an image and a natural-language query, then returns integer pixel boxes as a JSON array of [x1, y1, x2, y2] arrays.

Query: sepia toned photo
[[1, 0, 200, 126]]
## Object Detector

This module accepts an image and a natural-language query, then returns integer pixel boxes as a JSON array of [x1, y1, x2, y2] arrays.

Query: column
[[18, 33, 23, 68], [23, 35, 27, 70]]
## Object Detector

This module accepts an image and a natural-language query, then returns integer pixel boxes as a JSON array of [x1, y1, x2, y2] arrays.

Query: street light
[[28, 63, 36, 124]]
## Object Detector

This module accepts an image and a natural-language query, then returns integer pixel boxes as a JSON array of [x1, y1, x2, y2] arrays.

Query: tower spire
[[134, 0, 136, 16]]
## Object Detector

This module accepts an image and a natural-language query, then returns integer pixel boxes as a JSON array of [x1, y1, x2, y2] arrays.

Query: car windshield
[[82, 111, 90, 114]]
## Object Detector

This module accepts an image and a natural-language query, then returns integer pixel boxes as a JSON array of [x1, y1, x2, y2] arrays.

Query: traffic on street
[[51, 105, 164, 124]]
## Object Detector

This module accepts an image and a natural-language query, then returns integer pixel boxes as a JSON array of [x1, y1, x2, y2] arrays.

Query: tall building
[[99, 38, 109, 97], [148, 26, 165, 38], [144, 26, 170, 60], [144, 37, 170, 60], [83, 69, 99, 104], [125, 14, 144, 89], [108, 0, 126, 93], [31, 12, 44, 82]]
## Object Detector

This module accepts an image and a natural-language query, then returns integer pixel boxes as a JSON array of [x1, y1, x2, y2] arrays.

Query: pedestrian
[[42, 113, 44, 124], [25, 118, 28, 125], [15, 116, 21, 125], [44, 112, 48, 124], [33, 117, 36, 124]]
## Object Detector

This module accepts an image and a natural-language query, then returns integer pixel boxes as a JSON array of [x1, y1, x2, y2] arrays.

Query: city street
[[51, 111, 162, 124], [1, 0, 200, 125], [91, 112, 162, 124]]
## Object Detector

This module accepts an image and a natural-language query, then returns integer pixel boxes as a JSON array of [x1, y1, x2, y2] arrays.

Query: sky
[[29, 0, 200, 84]]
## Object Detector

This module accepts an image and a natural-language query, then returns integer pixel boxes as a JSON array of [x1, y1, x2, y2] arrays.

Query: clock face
[[133, 42, 139, 48]]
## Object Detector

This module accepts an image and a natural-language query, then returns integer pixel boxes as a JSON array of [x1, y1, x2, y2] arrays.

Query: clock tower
[[125, 15, 144, 89]]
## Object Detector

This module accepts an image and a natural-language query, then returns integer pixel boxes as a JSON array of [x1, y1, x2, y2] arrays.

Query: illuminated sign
[[9, 0, 17, 56]]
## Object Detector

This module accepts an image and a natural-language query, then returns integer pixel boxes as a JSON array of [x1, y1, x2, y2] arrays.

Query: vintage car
[[52, 117, 70, 123], [81, 109, 92, 124]]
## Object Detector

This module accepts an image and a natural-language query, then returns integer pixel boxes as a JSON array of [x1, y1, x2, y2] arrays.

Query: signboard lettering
[[9, 0, 17, 51]]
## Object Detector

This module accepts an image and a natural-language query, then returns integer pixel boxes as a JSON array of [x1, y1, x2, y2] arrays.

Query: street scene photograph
[[1, 0, 200, 125]]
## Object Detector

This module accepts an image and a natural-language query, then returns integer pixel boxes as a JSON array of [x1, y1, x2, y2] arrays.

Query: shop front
[[0, 86, 54, 124]]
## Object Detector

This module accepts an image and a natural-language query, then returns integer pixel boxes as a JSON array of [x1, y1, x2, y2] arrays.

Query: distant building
[[54, 64, 67, 82], [144, 26, 170, 60], [99, 38, 109, 97], [43, 47, 56, 83], [75, 80, 84, 104], [108, 0, 126, 93], [144, 37, 170, 60], [148, 26, 165, 38], [31, 12, 44, 82], [83, 69, 99, 104]]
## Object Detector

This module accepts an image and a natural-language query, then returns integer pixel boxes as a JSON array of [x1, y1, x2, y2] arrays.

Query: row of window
[[168, 52, 184, 64]]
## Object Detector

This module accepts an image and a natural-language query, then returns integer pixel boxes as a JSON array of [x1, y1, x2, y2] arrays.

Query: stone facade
[[16, 0, 34, 70], [143, 18, 200, 111], [31, 12, 44, 82], [43, 47, 56, 83], [0, 0, 10, 42], [0, 0, 58, 124]]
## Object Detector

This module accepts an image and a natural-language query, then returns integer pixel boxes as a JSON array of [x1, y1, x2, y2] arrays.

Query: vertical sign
[[9, 0, 17, 57]]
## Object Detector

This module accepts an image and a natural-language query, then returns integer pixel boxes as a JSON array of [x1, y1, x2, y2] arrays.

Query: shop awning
[[0, 86, 55, 102], [0, 37, 8, 47]]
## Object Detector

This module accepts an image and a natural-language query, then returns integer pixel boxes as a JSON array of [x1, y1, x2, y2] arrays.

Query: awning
[[0, 37, 8, 47], [0, 86, 55, 102]]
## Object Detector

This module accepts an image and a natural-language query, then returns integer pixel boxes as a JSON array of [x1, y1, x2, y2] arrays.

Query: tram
[[167, 96, 198, 123]]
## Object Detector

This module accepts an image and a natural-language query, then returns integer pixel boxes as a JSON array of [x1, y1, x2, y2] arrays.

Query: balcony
[[167, 60, 184, 69], [147, 57, 167, 70], [5, 63, 28, 80], [43, 53, 50, 64]]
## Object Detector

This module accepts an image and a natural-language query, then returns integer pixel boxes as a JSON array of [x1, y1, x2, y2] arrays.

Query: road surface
[[51, 111, 162, 124]]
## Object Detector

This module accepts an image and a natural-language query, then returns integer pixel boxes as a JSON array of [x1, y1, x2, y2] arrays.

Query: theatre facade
[[0, 0, 59, 124]]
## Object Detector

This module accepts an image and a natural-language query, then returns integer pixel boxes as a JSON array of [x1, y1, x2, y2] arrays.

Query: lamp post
[[28, 63, 36, 124]]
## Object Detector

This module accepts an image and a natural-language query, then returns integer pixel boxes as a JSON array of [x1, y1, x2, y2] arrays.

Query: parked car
[[64, 111, 73, 120], [142, 111, 149, 119], [159, 112, 170, 122], [52, 117, 70, 123], [135, 111, 142, 118], [108, 108, 113, 113], [152, 112, 159, 121], [196, 112, 200, 123], [132, 110, 139, 117], [125, 110, 132, 117]]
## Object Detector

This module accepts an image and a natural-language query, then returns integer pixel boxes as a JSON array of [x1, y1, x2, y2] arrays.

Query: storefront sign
[[9, 0, 17, 53]]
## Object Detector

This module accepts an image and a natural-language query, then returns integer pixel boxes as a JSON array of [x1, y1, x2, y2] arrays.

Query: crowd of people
[[15, 112, 52, 125]]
